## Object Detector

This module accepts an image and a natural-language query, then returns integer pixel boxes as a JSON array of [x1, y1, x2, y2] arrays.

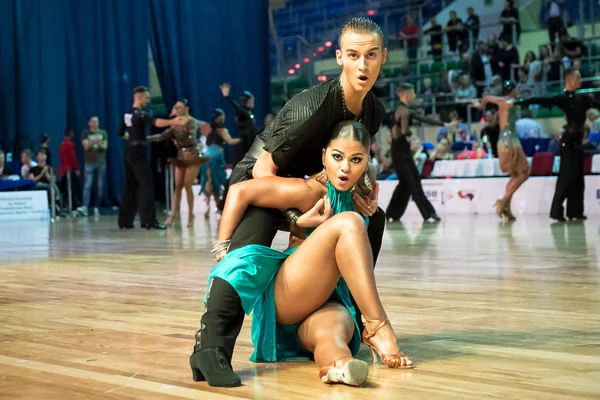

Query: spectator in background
[[20, 149, 37, 179], [481, 109, 500, 157], [437, 110, 472, 143], [572, 59, 593, 89], [465, 7, 480, 51], [410, 137, 428, 174], [529, 73, 548, 116], [457, 140, 487, 160], [487, 32, 501, 74], [420, 77, 434, 114], [429, 139, 453, 161], [262, 113, 274, 132], [461, 52, 472, 76], [497, 34, 520, 81], [399, 14, 419, 61], [445, 11, 465, 53], [516, 108, 544, 138], [516, 67, 533, 97], [29, 149, 60, 208], [500, 0, 520, 43], [581, 125, 599, 152], [435, 68, 454, 121], [547, 130, 561, 154], [78, 116, 107, 217], [0, 150, 13, 178], [471, 41, 494, 97], [58, 128, 82, 211], [424, 16, 443, 58], [456, 74, 477, 121], [586, 108, 600, 132], [40, 134, 52, 167], [546, 0, 565, 51], [558, 28, 585, 60]]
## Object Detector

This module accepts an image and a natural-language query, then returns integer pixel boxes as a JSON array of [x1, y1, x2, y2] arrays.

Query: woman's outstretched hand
[[296, 196, 332, 228]]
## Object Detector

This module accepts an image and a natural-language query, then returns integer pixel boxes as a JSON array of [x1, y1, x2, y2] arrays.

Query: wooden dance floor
[[1, 215, 599, 399]]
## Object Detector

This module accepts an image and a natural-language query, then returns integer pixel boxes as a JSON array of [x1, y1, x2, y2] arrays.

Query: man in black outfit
[[118, 86, 175, 230], [191, 17, 388, 387], [520, 69, 600, 221], [386, 83, 450, 223], [219, 83, 260, 165], [546, 0, 565, 50]]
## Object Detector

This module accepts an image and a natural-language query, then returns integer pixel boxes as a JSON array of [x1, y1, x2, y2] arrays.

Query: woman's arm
[[218, 177, 323, 240], [217, 128, 241, 145], [147, 127, 175, 142]]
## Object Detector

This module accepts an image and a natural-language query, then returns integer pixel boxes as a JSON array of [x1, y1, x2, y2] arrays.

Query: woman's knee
[[331, 212, 367, 235]]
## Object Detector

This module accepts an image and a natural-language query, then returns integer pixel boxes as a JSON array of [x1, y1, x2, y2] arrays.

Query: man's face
[[0, 153, 4, 165], [21, 152, 30, 164], [566, 71, 582, 89], [336, 31, 387, 94], [450, 12, 456, 20], [89, 117, 99, 131], [468, 7, 474, 16], [246, 96, 255, 109], [137, 91, 151, 107], [36, 152, 46, 164]]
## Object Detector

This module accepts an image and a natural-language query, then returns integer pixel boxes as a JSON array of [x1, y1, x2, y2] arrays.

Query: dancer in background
[[219, 83, 259, 165], [386, 83, 452, 223], [471, 80, 529, 220], [118, 86, 177, 230], [199, 108, 240, 219], [147, 99, 209, 227], [519, 68, 600, 221]]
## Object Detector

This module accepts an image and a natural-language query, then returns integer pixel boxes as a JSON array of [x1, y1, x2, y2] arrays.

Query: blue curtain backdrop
[[65, 0, 150, 203], [148, 0, 271, 163], [0, 0, 269, 202]]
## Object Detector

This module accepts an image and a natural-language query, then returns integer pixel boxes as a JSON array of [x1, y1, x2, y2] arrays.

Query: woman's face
[[216, 114, 225, 125], [488, 33, 496, 42], [174, 101, 189, 116], [460, 75, 470, 86], [540, 45, 550, 58], [322, 138, 369, 191]]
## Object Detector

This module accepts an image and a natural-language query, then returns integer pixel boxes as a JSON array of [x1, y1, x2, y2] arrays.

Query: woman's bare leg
[[274, 212, 405, 361], [184, 164, 201, 226], [167, 166, 185, 226], [501, 149, 529, 219], [297, 302, 355, 369]]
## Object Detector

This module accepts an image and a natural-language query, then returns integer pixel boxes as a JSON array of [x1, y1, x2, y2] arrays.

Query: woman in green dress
[[196, 121, 412, 388], [472, 81, 530, 220]]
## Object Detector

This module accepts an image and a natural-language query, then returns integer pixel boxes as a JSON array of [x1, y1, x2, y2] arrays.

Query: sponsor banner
[[183, 176, 600, 216], [0, 191, 49, 222]]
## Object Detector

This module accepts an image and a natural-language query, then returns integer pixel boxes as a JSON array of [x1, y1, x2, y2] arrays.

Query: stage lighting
[[295, 63, 301, 69], [324, 41, 332, 47], [312, 52, 317, 57], [288, 69, 295, 75], [368, 9, 375, 15], [303, 57, 310, 63], [318, 46, 324, 52]]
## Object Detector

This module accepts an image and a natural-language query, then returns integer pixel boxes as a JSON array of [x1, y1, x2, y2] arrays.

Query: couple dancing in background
[[190, 17, 414, 388], [148, 100, 239, 226]]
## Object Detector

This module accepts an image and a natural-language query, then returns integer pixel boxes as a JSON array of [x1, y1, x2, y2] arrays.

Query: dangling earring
[[316, 168, 329, 184]]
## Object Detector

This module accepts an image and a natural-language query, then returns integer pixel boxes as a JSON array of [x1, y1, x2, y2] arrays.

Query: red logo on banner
[[458, 191, 475, 201]]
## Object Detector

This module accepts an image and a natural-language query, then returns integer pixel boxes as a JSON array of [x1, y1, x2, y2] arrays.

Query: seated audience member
[[0, 150, 14, 178], [516, 67, 533, 97], [516, 108, 543, 138], [586, 108, 600, 132], [410, 137, 428, 174], [437, 110, 473, 143], [457, 140, 487, 159], [430, 139, 454, 161], [28, 149, 60, 206], [20, 149, 38, 179], [547, 128, 562, 155], [582, 125, 599, 153]]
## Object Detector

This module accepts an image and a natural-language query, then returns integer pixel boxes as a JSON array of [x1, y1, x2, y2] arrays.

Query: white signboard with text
[[0, 191, 49, 222]]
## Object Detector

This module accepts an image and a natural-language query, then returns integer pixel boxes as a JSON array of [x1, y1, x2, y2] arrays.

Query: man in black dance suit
[[191, 17, 388, 387], [520, 69, 600, 221], [219, 83, 260, 165], [118, 86, 176, 230], [386, 83, 454, 222]]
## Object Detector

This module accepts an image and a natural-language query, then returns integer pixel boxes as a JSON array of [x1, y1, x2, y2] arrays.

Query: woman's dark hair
[[177, 98, 191, 113], [327, 121, 371, 151], [240, 91, 253, 107], [502, 80, 517, 95], [524, 51, 537, 63], [41, 134, 50, 145]]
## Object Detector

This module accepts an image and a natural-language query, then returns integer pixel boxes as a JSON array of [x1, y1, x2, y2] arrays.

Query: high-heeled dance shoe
[[502, 203, 516, 221], [187, 214, 195, 228], [362, 319, 414, 369], [493, 200, 505, 218], [165, 212, 177, 227], [319, 357, 369, 387]]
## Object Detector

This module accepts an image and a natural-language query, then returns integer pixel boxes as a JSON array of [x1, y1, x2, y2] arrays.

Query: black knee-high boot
[[190, 277, 244, 387]]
